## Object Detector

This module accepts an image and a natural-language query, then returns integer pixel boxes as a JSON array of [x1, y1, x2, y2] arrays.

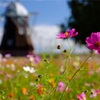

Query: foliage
[[0, 29, 100, 99], [62, 0, 100, 44], [0, 43, 100, 99]]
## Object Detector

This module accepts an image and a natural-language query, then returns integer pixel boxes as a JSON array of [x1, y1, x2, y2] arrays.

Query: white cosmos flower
[[29, 68, 35, 73], [23, 66, 35, 73], [23, 66, 30, 72]]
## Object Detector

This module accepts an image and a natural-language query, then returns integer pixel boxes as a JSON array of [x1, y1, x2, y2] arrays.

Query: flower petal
[[91, 33, 98, 42], [87, 44, 95, 50], [97, 49, 100, 54], [86, 37, 93, 44]]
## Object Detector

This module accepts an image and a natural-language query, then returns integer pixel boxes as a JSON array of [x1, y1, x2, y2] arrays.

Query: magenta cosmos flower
[[56, 81, 66, 92], [86, 32, 100, 53], [56, 28, 78, 39], [76, 92, 86, 100]]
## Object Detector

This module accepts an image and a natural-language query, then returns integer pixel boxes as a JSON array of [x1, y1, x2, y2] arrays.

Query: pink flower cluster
[[76, 89, 100, 100], [86, 32, 100, 54], [76, 92, 86, 100], [56, 81, 66, 92], [56, 28, 78, 39], [90, 89, 100, 98], [57, 28, 100, 54]]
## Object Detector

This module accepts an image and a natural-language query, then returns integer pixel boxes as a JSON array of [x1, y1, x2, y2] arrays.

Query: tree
[[64, 0, 100, 44]]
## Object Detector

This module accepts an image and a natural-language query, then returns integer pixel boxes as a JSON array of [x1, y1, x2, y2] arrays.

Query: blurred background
[[1, 0, 100, 55]]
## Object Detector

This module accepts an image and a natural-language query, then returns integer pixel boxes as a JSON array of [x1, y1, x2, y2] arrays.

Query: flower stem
[[60, 53, 93, 100]]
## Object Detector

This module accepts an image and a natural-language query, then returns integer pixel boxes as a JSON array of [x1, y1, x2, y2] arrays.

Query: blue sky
[[0, 0, 89, 54], [0, 0, 71, 26]]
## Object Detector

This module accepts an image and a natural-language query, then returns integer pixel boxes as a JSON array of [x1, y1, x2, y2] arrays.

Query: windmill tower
[[0, 0, 35, 56]]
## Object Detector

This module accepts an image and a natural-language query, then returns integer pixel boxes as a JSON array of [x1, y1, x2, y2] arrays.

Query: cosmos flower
[[48, 78, 56, 88], [5, 53, 11, 58], [33, 56, 40, 64], [27, 55, 40, 65], [8, 92, 14, 98], [95, 89, 100, 95], [86, 32, 100, 53], [23, 66, 35, 73], [90, 89, 97, 98], [76, 92, 86, 100], [29, 95, 34, 100], [90, 89, 100, 98], [56, 81, 66, 92], [21, 87, 28, 95], [56, 28, 78, 39], [36, 84, 45, 96]]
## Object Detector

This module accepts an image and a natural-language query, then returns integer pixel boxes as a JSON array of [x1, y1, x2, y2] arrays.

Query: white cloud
[[31, 25, 89, 54], [0, 25, 89, 54]]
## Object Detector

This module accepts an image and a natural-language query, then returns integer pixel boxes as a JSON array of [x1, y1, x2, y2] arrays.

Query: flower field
[[0, 29, 100, 100], [0, 52, 100, 100]]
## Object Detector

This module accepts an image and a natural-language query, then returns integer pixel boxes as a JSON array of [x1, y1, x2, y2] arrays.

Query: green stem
[[60, 53, 93, 100], [67, 39, 73, 54], [69, 54, 92, 82], [53, 53, 71, 97]]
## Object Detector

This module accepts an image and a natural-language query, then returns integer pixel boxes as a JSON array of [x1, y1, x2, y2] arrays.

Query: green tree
[[64, 0, 100, 44]]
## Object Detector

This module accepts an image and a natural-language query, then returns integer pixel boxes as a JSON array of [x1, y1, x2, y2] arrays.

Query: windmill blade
[[29, 11, 39, 35], [30, 12, 39, 27], [0, 14, 4, 21], [29, 11, 39, 16]]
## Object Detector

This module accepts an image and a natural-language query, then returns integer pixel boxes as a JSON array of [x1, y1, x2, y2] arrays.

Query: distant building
[[0, 1, 34, 56]]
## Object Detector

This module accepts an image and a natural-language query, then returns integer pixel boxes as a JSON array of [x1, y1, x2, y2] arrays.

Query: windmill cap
[[5, 1, 29, 17]]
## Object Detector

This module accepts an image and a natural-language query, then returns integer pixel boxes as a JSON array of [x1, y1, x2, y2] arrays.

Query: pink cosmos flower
[[90, 89, 100, 98], [96, 89, 100, 95], [76, 92, 86, 100], [94, 50, 99, 54], [5, 53, 11, 58], [26, 54, 40, 64], [56, 81, 66, 92], [86, 32, 100, 53], [57, 28, 78, 39], [33, 56, 40, 64], [26, 54, 33, 58]]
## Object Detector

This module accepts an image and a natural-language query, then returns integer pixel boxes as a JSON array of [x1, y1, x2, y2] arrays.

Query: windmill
[[0, 0, 38, 56]]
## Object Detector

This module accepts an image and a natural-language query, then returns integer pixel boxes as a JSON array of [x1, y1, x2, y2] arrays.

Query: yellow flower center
[[65, 32, 69, 37], [94, 41, 100, 47]]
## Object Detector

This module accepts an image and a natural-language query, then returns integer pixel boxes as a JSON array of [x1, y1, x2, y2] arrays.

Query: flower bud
[[57, 45, 61, 49]]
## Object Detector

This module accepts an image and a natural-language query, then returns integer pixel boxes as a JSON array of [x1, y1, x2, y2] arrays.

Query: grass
[[0, 53, 100, 100]]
